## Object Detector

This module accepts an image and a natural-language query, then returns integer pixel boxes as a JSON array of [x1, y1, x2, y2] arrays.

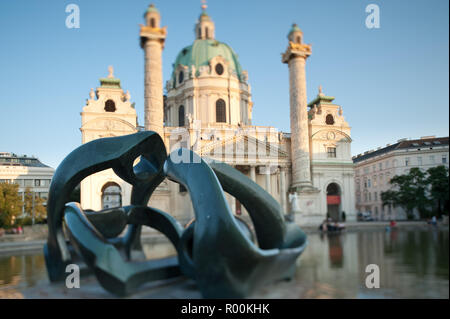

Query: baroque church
[[80, 4, 356, 226]]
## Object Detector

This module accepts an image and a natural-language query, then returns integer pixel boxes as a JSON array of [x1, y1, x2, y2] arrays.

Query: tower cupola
[[144, 4, 160, 28], [288, 23, 303, 44]]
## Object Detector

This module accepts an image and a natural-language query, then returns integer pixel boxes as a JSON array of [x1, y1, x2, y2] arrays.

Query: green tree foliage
[[382, 166, 449, 219], [0, 182, 23, 228], [426, 166, 449, 217], [23, 187, 47, 224]]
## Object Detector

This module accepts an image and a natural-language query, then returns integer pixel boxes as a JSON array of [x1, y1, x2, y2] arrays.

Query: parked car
[[357, 212, 374, 221]]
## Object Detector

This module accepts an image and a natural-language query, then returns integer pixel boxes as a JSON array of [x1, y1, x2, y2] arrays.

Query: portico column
[[265, 165, 271, 194], [280, 166, 287, 213], [250, 165, 256, 182], [231, 195, 236, 214]]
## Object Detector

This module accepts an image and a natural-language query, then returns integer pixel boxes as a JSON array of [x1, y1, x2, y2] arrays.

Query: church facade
[[80, 4, 356, 226]]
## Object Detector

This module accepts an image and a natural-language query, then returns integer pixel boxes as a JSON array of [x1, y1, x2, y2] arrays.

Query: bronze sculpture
[[44, 131, 307, 298]]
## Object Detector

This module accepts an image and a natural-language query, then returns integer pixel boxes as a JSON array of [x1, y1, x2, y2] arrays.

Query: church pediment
[[82, 117, 137, 132], [311, 129, 352, 142], [199, 134, 288, 163]]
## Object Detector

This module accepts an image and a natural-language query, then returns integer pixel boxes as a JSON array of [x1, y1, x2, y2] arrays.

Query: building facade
[[79, 67, 138, 211], [353, 136, 449, 220], [0, 152, 54, 214], [79, 4, 356, 226]]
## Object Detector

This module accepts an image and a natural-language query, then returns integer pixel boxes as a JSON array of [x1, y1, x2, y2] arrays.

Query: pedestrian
[[342, 211, 346, 222]]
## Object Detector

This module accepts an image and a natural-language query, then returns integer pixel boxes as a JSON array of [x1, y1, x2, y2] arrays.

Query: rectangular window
[[40, 192, 49, 200], [405, 157, 410, 166], [24, 180, 33, 187], [430, 155, 435, 164], [379, 163, 382, 170], [327, 147, 336, 158], [373, 165, 376, 172], [13, 179, 23, 186], [417, 157, 422, 165], [442, 156, 447, 164], [374, 192, 377, 201], [368, 193, 372, 201], [368, 179, 371, 188], [35, 179, 41, 187]]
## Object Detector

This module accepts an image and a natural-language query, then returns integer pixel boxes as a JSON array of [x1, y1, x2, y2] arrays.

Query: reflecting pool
[[0, 228, 448, 298]]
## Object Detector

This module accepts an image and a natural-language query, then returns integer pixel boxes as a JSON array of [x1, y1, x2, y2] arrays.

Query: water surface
[[0, 228, 448, 298]]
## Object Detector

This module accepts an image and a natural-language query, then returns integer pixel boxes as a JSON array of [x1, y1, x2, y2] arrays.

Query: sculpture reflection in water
[[44, 131, 308, 298]]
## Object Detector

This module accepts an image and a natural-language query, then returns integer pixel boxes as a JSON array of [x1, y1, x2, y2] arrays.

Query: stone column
[[140, 18, 166, 138], [250, 165, 256, 182], [144, 40, 164, 137], [231, 195, 236, 214], [265, 166, 271, 194], [282, 38, 312, 191], [280, 166, 287, 213]]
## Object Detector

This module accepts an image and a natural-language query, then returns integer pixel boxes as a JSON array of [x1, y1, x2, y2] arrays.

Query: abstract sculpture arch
[[44, 131, 307, 298]]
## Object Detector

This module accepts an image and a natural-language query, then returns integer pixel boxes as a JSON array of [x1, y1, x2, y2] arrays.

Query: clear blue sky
[[0, 0, 448, 169]]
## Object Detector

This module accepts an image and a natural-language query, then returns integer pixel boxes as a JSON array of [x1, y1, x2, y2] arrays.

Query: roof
[[308, 94, 335, 107], [145, 4, 159, 15], [0, 153, 52, 168], [171, 39, 244, 82], [288, 23, 302, 37], [99, 77, 121, 89], [353, 136, 449, 164]]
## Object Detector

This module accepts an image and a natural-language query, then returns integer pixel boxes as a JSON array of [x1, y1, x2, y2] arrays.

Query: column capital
[[282, 42, 311, 63], [140, 25, 167, 48]]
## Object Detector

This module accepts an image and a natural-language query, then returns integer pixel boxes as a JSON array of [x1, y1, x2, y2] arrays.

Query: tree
[[381, 167, 430, 219], [24, 187, 46, 224], [426, 165, 449, 217], [0, 182, 23, 228]]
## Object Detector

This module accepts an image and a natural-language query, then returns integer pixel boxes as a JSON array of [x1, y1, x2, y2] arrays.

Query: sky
[[0, 0, 448, 169]]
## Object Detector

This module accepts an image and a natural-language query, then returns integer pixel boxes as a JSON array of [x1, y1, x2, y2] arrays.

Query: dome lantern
[[288, 23, 303, 44], [195, 0, 215, 39]]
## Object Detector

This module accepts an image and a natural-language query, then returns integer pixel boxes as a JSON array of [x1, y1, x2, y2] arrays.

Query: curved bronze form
[[44, 132, 307, 298]]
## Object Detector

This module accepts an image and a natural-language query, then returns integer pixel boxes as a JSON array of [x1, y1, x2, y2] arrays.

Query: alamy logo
[[365, 4, 380, 29], [65, 264, 80, 288], [65, 4, 80, 29], [365, 264, 380, 288]]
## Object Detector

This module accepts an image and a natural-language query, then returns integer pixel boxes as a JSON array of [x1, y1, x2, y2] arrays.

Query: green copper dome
[[145, 4, 159, 14], [171, 39, 243, 82]]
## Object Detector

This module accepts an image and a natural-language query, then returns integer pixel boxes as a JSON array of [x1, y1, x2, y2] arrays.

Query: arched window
[[178, 105, 185, 127], [178, 71, 184, 84], [104, 99, 116, 112], [216, 99, 226, 123], [296, 36, 301, 43], [198, 28, 202, 38], [101, 182, 121, 209], [327, 183, 340, 196], [325, 114, 334, 125], [150, 18, 156, 28], [205, 27, 209, 38]]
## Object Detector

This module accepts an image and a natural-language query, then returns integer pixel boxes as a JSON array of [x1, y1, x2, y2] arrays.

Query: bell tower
[[140, 4, 167, 138]]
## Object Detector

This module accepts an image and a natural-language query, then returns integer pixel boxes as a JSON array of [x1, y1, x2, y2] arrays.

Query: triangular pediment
[[199, 134, 288, 164]]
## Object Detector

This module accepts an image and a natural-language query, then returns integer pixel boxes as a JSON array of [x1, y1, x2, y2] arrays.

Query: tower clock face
[[215, 63, 224, 75]]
